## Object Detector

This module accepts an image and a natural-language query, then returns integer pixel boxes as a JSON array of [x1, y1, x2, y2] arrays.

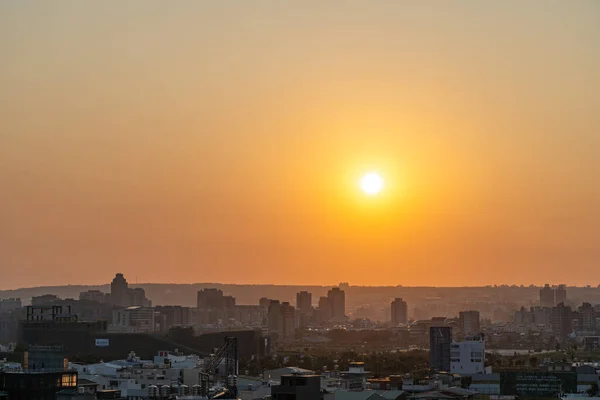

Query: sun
[[360, 172, 384, 195]]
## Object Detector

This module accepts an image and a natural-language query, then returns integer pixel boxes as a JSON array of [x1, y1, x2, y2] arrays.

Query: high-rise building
[[450, 334, 485, 375], [110, 273, 129, 307], [555, 284, 567, 305], [429, 326, 452, 372], [578, 302, 595, 332], [267, 300, 283, 335], [540, 284, 555, 308], [327, 287, 346, 322], [196, 288, 236, 325], [459, 310, 480, 335], [296, 291, 312, 314], [314, 296, 331, 323], [551, 302, 573, 338], [391, 298, 408, 325], [79, 290, 107, 303], [127, 287, 151, 307], [281, 302, 296, 340]]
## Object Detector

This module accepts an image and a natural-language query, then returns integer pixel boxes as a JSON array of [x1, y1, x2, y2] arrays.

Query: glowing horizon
[[0, 1, 599, 289]]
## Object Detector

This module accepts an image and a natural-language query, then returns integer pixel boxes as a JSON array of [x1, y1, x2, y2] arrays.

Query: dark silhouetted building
[[281, 302, 296, 340], [296, 292, 312, 314], [556, 284, 567, 305], [327, 287, 346, 322], [391, 298, 408, 325], [552, 302, 573, 338], [79, 290, 107, 303], [110, 273, 129, 307], [272, 374, 322, 400], [459, 310, 480, 335], [430, 326, 452, 372], [196, 288, 235, 324], [540, 284, 555, 308], [0, 370, 77, 400]]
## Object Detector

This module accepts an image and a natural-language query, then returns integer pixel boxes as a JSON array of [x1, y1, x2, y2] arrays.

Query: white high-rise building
[[450, 334, 485, 375]]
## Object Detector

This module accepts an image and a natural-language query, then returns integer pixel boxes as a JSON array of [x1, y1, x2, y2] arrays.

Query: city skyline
[[2, 2, 600, 289]]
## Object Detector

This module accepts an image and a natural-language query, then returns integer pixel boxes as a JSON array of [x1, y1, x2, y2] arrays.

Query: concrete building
[[315, 296, 331, 323], [110, 273, 129, 307], [450, 334, 485, 375], [271, 374, 322, 400], [0, 298, 22, 313], [551, 302, 573, 338], [540, 284, 555, 308], [430, 326, 452, 372], [281, 302, 296, 340], [196, 288, 236, 325], [391, 298, 408, 325], [328, 287, 346, 322], [268, 300, 283, 335], [79, 290, 107, 303], [459, 311, 480, 335], [155, 306, 192, 328], [110, 306, 155, 333], [296, 291, 312, 314], [578, 303, 596, 332], [556, 284, 567, 305]]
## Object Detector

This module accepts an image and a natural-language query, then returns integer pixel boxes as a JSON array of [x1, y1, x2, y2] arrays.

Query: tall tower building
[[430, 326, 452, 372], [281, 302, 296, 340], [110, 273, 129, 307], [296, 291, 312, 314], [459, 310, 481, 335], [540, 284, 555, 308], [327, 287, 346, 322], [391, 298, 408, 325], [555, 284, 567, 305]]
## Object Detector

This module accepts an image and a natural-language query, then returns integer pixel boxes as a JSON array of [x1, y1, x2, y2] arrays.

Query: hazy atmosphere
[[1, 1, 599, 289]]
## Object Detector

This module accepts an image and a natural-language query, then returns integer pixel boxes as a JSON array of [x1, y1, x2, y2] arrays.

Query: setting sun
[[360, 172, 384, 195]]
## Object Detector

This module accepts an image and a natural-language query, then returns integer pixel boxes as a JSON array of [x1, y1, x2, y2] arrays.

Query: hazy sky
[[1, 1, 599, 289]]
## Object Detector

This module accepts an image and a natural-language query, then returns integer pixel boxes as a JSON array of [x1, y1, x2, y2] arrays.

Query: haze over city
[[1, 1, 600, 289]]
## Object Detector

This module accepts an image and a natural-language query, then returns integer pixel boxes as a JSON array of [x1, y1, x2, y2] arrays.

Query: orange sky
[[1, 2, 599, 289]]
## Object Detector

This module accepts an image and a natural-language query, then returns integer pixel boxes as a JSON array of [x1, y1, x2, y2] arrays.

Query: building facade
[[450, 334, 485, 375], [430, 326, 452, 372], [391, 298, 408, 325]]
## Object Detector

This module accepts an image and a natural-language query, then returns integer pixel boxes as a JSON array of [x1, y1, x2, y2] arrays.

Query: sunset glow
[[360, 172, 384, 196]]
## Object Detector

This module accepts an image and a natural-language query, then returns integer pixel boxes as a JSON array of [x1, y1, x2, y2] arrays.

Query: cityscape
[[3, 276, 600, 398], [2, 1, 599, 399]]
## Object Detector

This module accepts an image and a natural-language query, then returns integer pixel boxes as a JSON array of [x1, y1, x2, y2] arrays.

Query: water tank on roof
[[227, 375, 238, 388], [192, 384, 201, 396], [178, 384, 189, 395], [147, 385, 159, 398], [159, 384, 170, 397]]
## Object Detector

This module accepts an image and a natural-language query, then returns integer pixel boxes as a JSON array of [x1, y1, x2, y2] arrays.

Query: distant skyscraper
[[315, 296, 331, 322], [327, 287, 346, 322], [540, 284, 555, 308], [110, 273, 129, 307], [551, 302, 573, 338], [267, 300, 283, 335], [196, 288, 236, 324], [281, 302, 296, 340], [391, 298, 408, 325], [296, 291, 312, 314], [430, 326, 452, 372], [555, 284, 567, 305], [459, 310, 480, 335]]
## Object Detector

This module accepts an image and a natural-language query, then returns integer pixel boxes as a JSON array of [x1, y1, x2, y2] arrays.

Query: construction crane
[[200, 337, 238, 399]]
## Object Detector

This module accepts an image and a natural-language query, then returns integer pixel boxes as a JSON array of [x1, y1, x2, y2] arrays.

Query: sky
[[1, 1, 599, 289]]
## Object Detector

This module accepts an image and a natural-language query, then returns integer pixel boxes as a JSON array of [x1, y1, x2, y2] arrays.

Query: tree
[[460, 376, 472, 389], [587, 382, 598, 397], [529, 356, 539, 368]]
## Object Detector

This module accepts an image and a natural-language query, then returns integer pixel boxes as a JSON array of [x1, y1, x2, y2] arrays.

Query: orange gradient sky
[[1, 1, 600, 289]]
